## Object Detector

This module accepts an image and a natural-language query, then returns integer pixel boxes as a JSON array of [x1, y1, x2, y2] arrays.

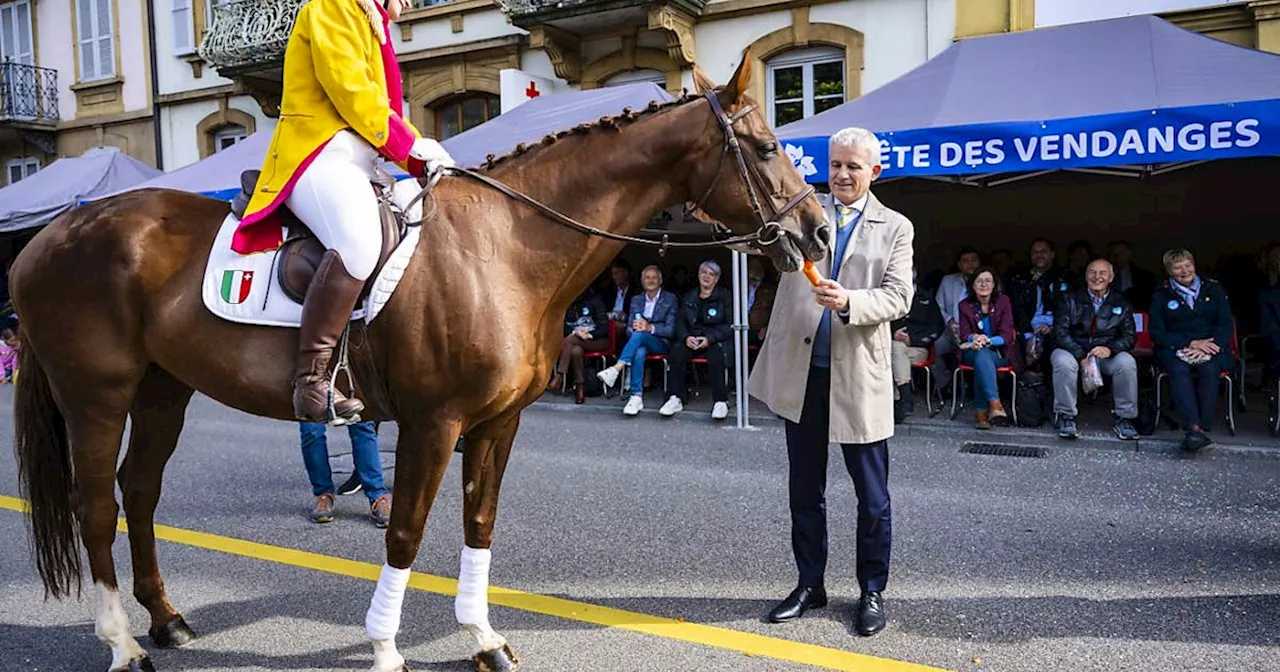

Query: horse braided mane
[[478, 88, 703, 172]]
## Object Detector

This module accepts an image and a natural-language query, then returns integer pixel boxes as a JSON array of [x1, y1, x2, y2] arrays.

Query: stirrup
[[326, 323, 360, 426]]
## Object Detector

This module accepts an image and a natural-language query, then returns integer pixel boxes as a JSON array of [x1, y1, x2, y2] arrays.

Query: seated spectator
[[935, 248, 982, 392], [1149, 248, 1234, 453], [596, 264, 678, 415], [660, 260, 733, 420], [1007, 238, 1069, 372], [1050, 258, 1139, 440], [1108, 240, 1156, 311], [1066, 240, 1093, 285], [890, 269, 944, 422], [991, 249, 1016, 283], [747, 255, 776, 346], [957, 267, 1022, 429], [548, 286, 611, 404], [602, 258, 638, 322]]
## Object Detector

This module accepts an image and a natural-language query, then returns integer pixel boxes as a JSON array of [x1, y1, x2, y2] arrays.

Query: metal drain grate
[[959, 442, 1048, 458]]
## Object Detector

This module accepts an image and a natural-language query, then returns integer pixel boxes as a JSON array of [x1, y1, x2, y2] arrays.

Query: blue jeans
[[619, 331, 669, 392], [962, 348, 1009, 405], [299, 421, 388, 503]]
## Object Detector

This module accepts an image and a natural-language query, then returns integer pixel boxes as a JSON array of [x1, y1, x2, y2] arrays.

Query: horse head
[[683, 48, 829, 273]]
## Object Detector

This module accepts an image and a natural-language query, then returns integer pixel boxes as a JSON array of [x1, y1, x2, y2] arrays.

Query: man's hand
[[1189, 338, 1220, 355], [1088, 345, 1113, 360], [811, 279, 849, 313], [893, 328, 911, 344], [685, 336, 700, 349], [757, 327, 767, 340], [632, 317, 651, 333], [1035, 324, 1052, 336]]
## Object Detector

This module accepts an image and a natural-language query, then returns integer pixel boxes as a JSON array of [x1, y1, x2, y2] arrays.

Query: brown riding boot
[[988, 400, 1009, 426], [293, 250, 366, 423], [975, 409, 991, 430]]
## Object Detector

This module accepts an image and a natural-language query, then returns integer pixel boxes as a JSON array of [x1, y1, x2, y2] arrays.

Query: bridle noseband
[[401, 90, 815, 254]]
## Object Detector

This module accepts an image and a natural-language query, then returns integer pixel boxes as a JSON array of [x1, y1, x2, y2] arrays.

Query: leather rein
[[398, 91, 814, 255]]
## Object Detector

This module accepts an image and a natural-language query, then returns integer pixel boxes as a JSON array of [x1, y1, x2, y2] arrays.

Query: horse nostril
[[815, 225, 833, 251]]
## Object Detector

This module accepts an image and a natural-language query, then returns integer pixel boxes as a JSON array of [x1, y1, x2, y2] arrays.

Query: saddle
[[230, 168, 409, 304]]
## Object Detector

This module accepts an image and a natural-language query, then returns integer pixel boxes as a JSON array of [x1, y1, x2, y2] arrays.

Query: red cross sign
[[525, 81, 541, 99]]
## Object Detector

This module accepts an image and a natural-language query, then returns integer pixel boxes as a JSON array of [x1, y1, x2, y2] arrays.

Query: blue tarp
[[1, 146, 162, 232], [777, 15, 1280, 181], [119, 82, 674, 201]]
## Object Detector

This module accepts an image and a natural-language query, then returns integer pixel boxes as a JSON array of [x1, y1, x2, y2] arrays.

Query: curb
[[529, 399, 1280, 459]]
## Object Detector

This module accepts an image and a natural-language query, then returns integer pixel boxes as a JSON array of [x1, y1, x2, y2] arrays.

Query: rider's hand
[[409, 138, 455, 177]]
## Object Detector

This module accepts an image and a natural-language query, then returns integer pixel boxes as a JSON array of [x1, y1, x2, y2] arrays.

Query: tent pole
[[731, 250, 751, 429]]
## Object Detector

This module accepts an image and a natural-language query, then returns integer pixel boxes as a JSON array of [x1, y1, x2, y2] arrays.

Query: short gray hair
[[699, 260, 721, 276], [830, 127, 882, 166], [1162, 248, 1194, 274]]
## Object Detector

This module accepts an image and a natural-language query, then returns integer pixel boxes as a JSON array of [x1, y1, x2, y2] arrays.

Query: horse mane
[[477, 88, 705, 172]]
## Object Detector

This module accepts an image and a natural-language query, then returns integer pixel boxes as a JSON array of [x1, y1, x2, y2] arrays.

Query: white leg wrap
[[94, 582, 147, 671], [366, 563, 411, 642], [369, 638, 406, 672], [455, 546, 491, 626]]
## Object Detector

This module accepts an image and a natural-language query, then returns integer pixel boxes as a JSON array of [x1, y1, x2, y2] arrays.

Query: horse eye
[[758, 142, 778, 158]]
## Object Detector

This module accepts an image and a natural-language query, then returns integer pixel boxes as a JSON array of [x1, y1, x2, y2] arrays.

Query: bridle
[[401, 90, 815, 255]]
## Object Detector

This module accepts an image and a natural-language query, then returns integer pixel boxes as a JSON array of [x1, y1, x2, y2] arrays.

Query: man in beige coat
[[748, 127, 914, 637]]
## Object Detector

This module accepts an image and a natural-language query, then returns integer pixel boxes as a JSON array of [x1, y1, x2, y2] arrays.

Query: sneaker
[[623, 395, 644, 416], [311, 493, 335, 524], [369, 494, 391, 528], [336, 472, 363, 496], [1058, 415, 1079, 439], [1113, 418, 1139, 440], [659, 395, 683, 416], [597, 367, 620, 390], [711, 401, 729, 420]]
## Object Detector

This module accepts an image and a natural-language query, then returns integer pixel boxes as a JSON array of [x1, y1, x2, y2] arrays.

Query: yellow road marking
[[0, 494, 944, 672]]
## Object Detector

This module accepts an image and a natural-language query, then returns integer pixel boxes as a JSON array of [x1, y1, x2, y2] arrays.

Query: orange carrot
[[802, 259, 822, 286]]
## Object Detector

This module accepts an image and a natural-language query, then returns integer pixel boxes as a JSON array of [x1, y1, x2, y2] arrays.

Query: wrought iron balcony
[[198, 0, 308, 71], [501, 0, 705, 42], [0, 60, 59, 125]]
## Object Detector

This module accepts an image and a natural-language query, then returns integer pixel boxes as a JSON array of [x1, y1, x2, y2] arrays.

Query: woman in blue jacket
[[596, 264, 678, 415]]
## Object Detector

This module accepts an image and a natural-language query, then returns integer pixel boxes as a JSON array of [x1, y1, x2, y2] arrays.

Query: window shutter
[[77, 0, 97, 80], [95, 0, 114, 79], [173, 0, 193, 54]]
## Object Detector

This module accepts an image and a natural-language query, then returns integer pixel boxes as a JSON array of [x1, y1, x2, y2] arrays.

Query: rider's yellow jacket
[[233, 0, 424, 254]]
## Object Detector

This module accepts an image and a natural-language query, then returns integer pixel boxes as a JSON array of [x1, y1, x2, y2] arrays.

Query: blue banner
[[782, 99, 1280, 182]]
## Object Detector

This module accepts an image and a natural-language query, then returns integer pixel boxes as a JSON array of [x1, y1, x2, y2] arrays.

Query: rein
[[399, 91, 814, 256]]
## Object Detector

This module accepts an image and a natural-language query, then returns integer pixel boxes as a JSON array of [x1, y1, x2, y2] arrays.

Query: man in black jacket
[[1050, 258, 1139, 440], [1007, 238, 1070, 372], [890, 270, 944, 421]]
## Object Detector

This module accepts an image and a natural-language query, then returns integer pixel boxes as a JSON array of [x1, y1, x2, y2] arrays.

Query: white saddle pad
[[201, 180, 424, 328]]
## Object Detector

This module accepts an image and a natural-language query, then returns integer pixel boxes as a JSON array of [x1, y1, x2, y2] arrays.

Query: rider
[[232, 0, 454, 423]]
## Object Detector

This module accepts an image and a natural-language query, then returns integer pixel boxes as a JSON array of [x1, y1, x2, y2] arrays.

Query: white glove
[[410, 137, 456, 173]]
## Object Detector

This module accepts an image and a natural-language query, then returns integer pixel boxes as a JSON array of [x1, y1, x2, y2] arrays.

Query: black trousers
[[666, 341, 729, 402], [783, 366, 892, 592], [1158, 352, 1222, 432]]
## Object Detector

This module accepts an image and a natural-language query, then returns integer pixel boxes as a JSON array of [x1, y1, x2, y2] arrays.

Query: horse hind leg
[[366, 417, 464, 672], [457, 412, 522, 672], [118, 366, 198, 650]]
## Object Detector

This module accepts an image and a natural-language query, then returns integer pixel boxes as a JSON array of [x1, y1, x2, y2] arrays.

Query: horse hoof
[[472, 644, 519, 672], [150, 616, 197, 648], [112, 656, 156, 672]]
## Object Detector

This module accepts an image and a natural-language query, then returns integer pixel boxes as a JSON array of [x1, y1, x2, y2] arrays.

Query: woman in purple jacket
[[958, 267, 1024, 429]]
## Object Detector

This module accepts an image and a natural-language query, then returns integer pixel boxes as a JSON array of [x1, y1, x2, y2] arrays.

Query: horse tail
[[13, 339, 82, 599]]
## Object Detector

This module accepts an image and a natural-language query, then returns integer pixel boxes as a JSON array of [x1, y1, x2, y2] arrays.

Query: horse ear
[[692, 65, 717, 94], [724, 47, 752, 104]]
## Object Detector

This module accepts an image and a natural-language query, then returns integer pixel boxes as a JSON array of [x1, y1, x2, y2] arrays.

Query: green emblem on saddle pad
[[220, 270, 254, 304]]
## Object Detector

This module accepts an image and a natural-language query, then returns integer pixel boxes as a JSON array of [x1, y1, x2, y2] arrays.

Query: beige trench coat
[[748, 190, 915, 444]]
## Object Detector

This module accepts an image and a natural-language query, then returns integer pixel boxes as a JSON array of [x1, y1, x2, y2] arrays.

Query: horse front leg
[[366, 417, 463, 672], [457, 411, 522, 672]]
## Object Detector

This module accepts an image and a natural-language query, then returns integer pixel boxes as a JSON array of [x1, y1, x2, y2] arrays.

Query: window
[[7, 157, 39, 185], [604, 69, 666, 87], [213, 125, 246, 152], [434, 93, 499, 140], [766, 47, 844, 128], [0, 0, 34, 66], [173, 0, 194, 55], [76, 0, 115, 81]]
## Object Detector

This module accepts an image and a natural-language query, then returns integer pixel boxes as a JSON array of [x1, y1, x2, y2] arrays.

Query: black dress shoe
[[856, 591, 887, 636], [767, 585, 828, 623]]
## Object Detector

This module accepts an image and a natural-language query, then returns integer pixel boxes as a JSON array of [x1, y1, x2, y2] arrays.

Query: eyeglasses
[[973, 277, 994, 285]]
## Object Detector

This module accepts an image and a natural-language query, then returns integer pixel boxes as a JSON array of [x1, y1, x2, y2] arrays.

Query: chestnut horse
[[10, 57, 826, 672]]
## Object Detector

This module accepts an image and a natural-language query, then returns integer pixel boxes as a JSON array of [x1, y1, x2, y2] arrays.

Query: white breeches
[[285, 130, 382, 281]]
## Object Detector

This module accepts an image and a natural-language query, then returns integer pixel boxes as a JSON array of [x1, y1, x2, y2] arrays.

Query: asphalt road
[[0, 385, 1277, 672]]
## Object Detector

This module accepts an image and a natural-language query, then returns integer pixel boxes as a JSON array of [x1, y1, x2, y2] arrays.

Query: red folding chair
[[949, 359, 1018, 425], [910, 342, 941, 417], [1153, 316, 1239, 435]]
